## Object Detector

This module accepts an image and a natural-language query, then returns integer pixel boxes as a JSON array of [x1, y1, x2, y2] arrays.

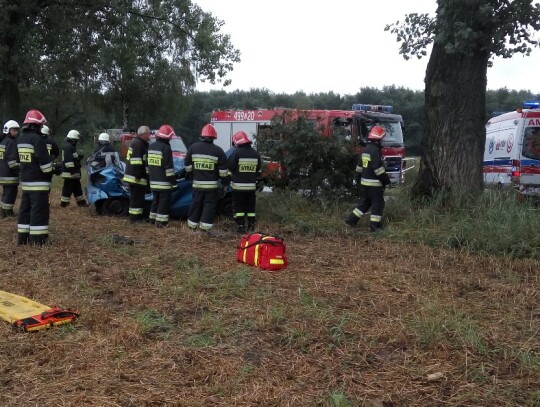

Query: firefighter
[[16, 109, 53, 245], [41, 125, 59, 161], [148, 125, 176, 227], [227, 131, 261, 233], [345, 125, 391, 232], [185, 123, 228, 233], [91, 132, 118, 167], [0, 120, 21, 218], [123, 125, 150, 223], [60, 130, 87, 207]]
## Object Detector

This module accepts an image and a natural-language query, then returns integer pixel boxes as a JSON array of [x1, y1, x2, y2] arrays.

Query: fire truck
[[210, 105, 412, 184]]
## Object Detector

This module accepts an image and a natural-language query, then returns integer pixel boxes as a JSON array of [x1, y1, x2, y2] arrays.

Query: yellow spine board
[[0, 290, 51, 324]]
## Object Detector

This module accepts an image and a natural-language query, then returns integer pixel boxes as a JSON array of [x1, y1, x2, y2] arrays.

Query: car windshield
[[377, 122, 404, 147], [150, 137, 187, 154], [522, 127, 540, 160]]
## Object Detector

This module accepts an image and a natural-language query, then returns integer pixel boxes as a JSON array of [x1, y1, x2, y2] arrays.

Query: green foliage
[[0, 0, 240, 131], [384, 187, 540, 259], [256, 112, 360, 201], [386, 1, 540, 60]]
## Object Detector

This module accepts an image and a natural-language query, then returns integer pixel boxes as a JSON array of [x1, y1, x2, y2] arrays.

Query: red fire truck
[[210, 105, 412, 184]]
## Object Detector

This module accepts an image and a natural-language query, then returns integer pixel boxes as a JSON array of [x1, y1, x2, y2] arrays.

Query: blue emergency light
[[352, 104, 393, 113], [523, 101, 540, 109]]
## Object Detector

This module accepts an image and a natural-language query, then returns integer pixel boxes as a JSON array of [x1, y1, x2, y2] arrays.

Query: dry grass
[[0, 187, 539, 407]]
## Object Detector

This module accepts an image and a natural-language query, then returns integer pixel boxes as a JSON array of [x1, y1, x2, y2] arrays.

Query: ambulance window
[[522, 127, 540, 160]]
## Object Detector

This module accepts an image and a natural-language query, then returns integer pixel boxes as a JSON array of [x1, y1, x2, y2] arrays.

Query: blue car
[[86, 154, 232, 218]]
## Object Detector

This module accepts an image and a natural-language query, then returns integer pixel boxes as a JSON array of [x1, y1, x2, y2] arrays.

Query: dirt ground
[[0, 189, 538, 407]]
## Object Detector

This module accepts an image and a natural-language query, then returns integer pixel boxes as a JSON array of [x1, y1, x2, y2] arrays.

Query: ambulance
[[483, 102, 540, 197]]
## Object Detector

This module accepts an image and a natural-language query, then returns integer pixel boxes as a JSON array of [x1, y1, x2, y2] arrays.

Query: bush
[[256, 113, 361, 201]]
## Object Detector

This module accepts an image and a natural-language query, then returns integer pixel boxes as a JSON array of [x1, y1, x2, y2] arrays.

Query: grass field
[[0, 186, 538, 406]]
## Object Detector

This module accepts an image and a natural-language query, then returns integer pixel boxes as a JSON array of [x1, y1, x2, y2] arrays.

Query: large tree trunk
[[0, 4, 23, 122], [413, 42, 489, 199]]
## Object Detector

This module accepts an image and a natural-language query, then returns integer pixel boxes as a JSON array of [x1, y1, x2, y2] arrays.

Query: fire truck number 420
[[233, 111, 255, 121]]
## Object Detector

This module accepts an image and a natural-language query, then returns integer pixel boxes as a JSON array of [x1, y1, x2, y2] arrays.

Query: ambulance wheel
[[218, 195, 233, 218], [102, 198, 129, 217]]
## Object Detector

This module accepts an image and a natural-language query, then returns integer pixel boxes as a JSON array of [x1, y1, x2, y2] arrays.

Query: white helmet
[[66, 129, 80, 140], [3, 120, 20, 134], [41, 125, 50, 136], [98, 132, 110, 142]]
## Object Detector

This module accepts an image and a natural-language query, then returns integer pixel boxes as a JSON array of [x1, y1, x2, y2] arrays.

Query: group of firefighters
[[0, 107, 390, 246], [0, 109, 264, 245], [123, 123, 261, 234]]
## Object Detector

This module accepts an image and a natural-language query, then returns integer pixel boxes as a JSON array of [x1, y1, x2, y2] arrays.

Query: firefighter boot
[[77, 200, 88, 207], [247, 217, 256, 232], [29, 235, 49, 246], [344, 213, 360, 227], [235, 217, 246, 234], [369, 222, 383, 233], [4, 209, 14, 217], [60, 202, 70, 208], [17, 233, 29, 245]]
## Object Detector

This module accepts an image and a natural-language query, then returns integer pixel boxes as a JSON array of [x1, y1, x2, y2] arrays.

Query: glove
[[53, 163, 63, 176], [185, 171, 193, 180], [221, 176, 231, 188]]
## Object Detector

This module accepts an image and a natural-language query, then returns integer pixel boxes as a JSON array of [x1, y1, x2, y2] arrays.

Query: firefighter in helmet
[[148, 125, 176, 227], [60, 129, 87, 207], [41, 125, 59, 161], [123, 126, 150, 223], [185, 123, 228, 233], [0, 120, 21, 218], [16, 109, 53, 245], [91, 132, 118, 167], [227, 131, 261, 233], [345, 125, 391, 232]]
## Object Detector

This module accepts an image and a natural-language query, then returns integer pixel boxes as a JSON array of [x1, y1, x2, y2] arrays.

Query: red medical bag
[[237, 233, 288, 271]]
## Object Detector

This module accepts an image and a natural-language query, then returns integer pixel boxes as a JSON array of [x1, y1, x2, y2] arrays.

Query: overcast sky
[[194, 0, 540, 95]]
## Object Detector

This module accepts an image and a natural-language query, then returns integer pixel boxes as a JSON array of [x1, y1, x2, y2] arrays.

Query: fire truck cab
[[210, 104, 412, 185], [484, 102, 540, 197]]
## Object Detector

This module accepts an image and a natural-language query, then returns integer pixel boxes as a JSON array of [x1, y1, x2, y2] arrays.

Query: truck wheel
[[218, 195, 232, 218], [102, 198, 129, 217]]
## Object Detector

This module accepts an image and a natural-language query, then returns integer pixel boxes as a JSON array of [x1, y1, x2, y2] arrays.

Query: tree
[[0, 0, 240, 130], [386, 0, 540, 199]]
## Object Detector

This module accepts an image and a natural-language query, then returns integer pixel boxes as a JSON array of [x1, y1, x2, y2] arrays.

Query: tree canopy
[[0, 0, 240, 132]]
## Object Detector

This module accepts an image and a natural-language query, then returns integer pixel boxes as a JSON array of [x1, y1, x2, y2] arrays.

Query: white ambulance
[[483, 103, 540, 197]]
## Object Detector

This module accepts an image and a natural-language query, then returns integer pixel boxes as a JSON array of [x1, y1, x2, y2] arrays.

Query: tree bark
[[0, 5, 23, 122], [413, 42, 489, 199]]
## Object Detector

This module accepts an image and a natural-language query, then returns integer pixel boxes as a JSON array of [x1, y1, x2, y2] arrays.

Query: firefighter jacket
[[184, 140, 228, 190], [123, 137, 149, 186], [92, 142, 118, 167], [147, 139, 175, 190], [61, 140, 82, 179], [0, 134, 20, 185], [17, 128, 53, 191], [44, 136, 59, 161], [356, 142, 391, 187], [227, 145, 262, 191]]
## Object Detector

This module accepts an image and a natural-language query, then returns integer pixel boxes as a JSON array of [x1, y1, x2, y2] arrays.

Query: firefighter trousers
[[232, 190, 256, 230], [128, 183, 147, 222], [1, 184, 18, 214], [18, 191, 50, 245], [149, 190, 171, 226], [188, 190, 219, 231], [351, 186, 385, 231], [61, 178, 86, 206]]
